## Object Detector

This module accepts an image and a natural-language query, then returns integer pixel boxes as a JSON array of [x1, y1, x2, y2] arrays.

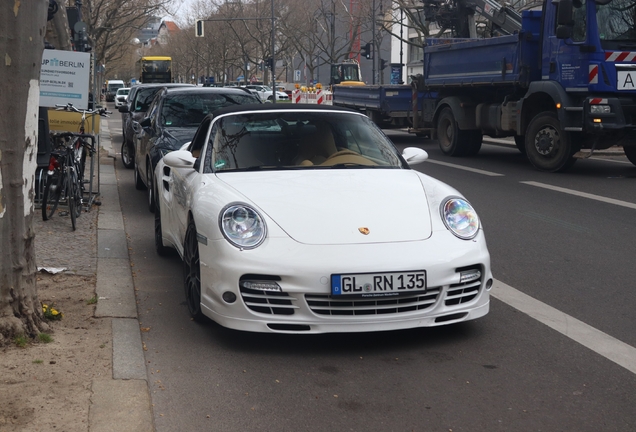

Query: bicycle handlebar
[[55, 103, 111, 117]]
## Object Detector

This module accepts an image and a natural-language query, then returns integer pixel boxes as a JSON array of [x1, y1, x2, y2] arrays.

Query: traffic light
[[360, 42, 371, 59], [195, 19, 204, 37], [265, 57, 274, 71], [380, 59, 387, 70]]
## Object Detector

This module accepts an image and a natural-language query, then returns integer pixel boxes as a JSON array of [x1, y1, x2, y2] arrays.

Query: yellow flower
[[51, 309, 59, 316]]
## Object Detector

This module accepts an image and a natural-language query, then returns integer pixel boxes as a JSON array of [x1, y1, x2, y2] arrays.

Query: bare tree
[[0, 0, 50, 345], [73, 0, 175, 78]]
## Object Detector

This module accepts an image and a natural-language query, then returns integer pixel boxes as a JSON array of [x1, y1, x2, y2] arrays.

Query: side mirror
[[556, 25, 573, 39], [163, 150, 196, 169], [556, 0, 573, 26], [402, 147, 428, 165]]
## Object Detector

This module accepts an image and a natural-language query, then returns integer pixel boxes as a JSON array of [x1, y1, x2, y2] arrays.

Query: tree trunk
[[0, 0, 50, 345]]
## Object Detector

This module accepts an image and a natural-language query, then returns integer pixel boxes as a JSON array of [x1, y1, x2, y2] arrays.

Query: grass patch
[[87, 295, 98, 305], [14, 335, 29, 348], [38, 333, 53, 343], [33, 359, 44, 364]]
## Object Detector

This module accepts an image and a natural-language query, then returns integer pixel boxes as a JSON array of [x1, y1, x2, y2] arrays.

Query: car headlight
[[440, 197, 480, 240], [219, 203, 266, 249]]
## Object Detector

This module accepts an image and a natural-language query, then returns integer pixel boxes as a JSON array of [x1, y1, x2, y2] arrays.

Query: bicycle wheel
[[67, 168, 82, 230], [41, 170, 64, 220]]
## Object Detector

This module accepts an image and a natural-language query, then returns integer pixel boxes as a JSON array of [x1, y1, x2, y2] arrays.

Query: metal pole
[[372, 0, 376, 85], [271, 0, 276, 103]]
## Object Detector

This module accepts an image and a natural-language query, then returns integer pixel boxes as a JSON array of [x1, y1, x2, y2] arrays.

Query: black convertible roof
[[211, 103, 358, 117]]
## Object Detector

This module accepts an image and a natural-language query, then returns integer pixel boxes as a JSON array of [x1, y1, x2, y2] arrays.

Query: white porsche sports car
[[154, 104, 492, 333]]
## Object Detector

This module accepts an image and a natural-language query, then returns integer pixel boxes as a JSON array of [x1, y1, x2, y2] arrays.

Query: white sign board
[[40, 50, 91, 109], [294, 69, 301, 82]]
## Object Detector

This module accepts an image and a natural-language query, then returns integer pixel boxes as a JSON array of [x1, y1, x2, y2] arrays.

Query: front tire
[[121, 141, 134, 169], [525, 112, 577, 172], [183, 219, 207, 323], [624, 146, 636, 166]]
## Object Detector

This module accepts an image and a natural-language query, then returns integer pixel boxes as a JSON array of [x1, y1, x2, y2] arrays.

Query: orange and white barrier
[[291, 86, 333, 105]]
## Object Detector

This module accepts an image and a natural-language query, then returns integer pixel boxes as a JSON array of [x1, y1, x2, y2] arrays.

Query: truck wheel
[[514, 135, 526, 155], [525, 112, 577, 172], [464, 131, 483, 156], [437, 107, 471, 156], [624, 146, 636, 166]]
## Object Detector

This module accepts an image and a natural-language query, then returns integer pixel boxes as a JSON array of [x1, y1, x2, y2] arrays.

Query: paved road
[[109, 112, 636, 431]]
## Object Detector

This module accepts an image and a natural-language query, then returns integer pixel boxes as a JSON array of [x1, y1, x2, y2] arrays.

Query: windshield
[[208, 111, 405, 172], [161, 92, 259, 127], [597, 0, 636, 48]]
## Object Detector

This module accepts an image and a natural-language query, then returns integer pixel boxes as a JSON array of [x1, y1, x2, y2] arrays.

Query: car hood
[[217, 170, 432, 245]]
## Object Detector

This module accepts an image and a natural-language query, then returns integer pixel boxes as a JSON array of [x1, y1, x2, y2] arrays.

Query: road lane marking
[[491, 279, 636, 375], [521, 181, 636, 210], [427, 159, 504, 176]]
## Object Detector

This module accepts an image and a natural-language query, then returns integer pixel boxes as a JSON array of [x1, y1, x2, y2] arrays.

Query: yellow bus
[[137, 56, 172, 83]]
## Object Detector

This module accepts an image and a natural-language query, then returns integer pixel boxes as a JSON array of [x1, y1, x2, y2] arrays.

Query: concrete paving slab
[[95, 257, 137, 318], [98, 229, 129, 259], [112, 318, 147, 380], [89, 379, 154, 432]]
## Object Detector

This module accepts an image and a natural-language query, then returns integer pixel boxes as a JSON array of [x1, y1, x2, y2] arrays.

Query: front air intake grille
[[240, 287, 297, 315], [444, 279, 481, 306], [306, 287, 441, 316]]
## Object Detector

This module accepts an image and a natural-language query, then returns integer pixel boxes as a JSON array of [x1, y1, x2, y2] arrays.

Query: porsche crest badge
[[358, 227, 370, 235]]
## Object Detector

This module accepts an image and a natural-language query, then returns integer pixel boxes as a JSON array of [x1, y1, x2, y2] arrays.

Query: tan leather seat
[[293, 125, 338, 166]]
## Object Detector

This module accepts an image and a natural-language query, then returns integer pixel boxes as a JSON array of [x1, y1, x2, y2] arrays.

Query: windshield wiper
[[235, 165, 303, 172], [323, 163, 379, 169]]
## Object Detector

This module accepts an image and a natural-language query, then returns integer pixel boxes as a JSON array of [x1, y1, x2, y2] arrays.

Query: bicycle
[[41, 104, 110, 230], [54, 103, 110, 188]]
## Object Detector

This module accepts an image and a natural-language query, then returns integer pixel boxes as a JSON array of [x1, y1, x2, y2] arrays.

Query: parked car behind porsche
[[118, 83, 194, 169], [132, 86, 261, 212]]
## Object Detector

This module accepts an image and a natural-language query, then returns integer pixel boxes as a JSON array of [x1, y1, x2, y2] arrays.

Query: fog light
[[240, 280, 282, 292], [593, 118, 602, 123], [486, 279, 493, 290], [222, 291, 237, 303], [459, 269, 481, 284], [590, 105, 611, 114]]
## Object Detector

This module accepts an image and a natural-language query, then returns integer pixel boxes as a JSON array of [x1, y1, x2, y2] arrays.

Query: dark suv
[[132, 86, 260, 211], [118, 83, 194, 168]]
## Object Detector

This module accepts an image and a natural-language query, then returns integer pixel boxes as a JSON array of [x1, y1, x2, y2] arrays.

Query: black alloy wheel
[[183, 219, 207, 322]]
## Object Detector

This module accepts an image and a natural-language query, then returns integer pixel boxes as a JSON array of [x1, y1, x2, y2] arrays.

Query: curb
[[90, 119, 154, 431]]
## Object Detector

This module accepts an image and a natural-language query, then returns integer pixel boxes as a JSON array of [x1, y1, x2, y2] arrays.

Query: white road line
[[491, 279, 636, 375], [427, 159, 504, 176], [521, 181, 636, 210]]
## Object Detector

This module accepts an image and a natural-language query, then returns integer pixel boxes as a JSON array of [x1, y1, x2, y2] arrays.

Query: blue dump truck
[[333, 0, 636, 172]]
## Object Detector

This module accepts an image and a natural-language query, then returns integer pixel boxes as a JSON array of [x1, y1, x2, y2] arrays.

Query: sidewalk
[[89, 118, 154, 431]]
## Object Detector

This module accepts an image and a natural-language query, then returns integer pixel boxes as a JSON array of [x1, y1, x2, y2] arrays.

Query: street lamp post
[[271, 0, 276, 103]]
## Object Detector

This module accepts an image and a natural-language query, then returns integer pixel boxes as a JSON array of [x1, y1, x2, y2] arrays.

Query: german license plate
[[331, 271, 426, 297], [617, 71, 636, 90]]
